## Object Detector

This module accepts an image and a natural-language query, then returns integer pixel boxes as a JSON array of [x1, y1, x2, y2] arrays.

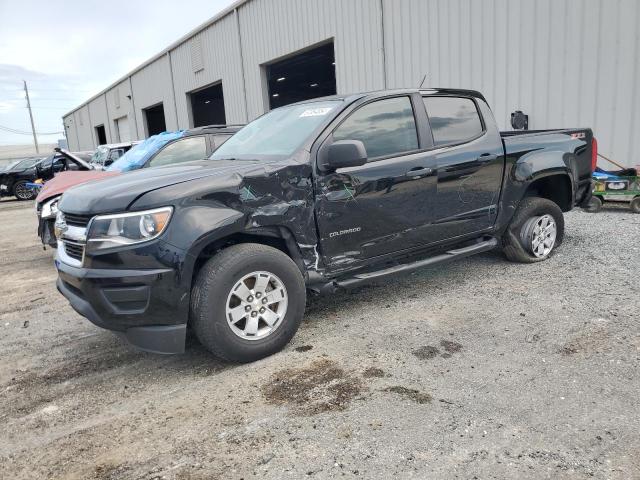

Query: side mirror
[[104, 159, 114, 166], [325, 140, 367, 171]]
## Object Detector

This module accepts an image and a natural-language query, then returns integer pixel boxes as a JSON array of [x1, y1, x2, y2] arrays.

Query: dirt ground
[[0, 197, 639, 479]]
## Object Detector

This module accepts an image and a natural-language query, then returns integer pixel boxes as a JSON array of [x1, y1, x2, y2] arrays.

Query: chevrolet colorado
[[54, 88, 595, 362]]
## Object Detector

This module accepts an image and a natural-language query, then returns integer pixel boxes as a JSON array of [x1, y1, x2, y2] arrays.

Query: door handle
[[477, 153, 497, 163], [405, 167, 434, 178]]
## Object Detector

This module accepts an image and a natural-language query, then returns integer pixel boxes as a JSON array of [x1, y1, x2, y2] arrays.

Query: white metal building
[[63, 0, 640, 167]]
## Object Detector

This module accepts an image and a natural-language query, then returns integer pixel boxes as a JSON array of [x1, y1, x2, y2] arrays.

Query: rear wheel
[[502, 197, 564, 263], [584, 196, 603, 213], [631, 196, 640, 214], [13, 180, 37, 201], [190, 243, 306, 363]]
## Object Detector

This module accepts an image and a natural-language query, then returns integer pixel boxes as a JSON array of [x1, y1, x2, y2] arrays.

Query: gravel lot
[[0, 198, 638, 479]]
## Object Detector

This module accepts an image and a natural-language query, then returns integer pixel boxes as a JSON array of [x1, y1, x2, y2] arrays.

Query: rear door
[[314, 95, 437, 266], [422, 95, 505, 241]]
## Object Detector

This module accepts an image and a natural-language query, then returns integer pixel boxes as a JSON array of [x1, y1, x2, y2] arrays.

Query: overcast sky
[[0, 0, 235, 146]]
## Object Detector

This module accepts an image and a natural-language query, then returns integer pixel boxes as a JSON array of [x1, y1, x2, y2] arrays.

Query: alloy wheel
[[225, 271, 288, 340], [14, 182, 35, 200], [521, 214, 557, 258]]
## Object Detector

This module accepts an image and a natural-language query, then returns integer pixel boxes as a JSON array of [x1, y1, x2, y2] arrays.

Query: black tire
[[630, 196, 640, 214], [13, 180, 37, 201], [190, 243, 306, 363], [502, 197, 565, 263], [584, 196, 603, 213]]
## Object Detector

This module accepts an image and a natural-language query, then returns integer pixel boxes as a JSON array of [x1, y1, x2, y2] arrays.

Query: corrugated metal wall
[[383, 0, 640, 168], [72, 106, 93, 151], [62, 114, 77, 151], [87, 95, 110, 144], [237, 0, 385, 119], [170, 12, 246, 127], [105, 80, 136, 141], [64, 0, 640, 167], [130, 54, 178, 135]]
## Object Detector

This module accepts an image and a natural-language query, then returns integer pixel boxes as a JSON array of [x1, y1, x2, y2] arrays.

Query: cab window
[[333, 96, 419, 159], [147, 136, 207, 167], [109, 148, 125, 161], [53, 156, 66, 172], [423, 96, 483, 146]]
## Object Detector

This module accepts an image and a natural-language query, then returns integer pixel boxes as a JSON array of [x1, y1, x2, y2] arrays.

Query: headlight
[[86, 207, 173, 252], [40, 197, 60, 219]]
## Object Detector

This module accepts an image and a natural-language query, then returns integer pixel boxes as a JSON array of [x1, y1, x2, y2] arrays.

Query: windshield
[[90, 146, 109, 165], [211, 100, 341, 160], [9, 157, 42, 170], [3, 160, 21, 171], [107, 131, 185, 172]]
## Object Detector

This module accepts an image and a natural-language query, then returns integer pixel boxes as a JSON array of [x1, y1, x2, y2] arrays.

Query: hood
[[59, 159, 281, 214], [36, 170, 120, 204]]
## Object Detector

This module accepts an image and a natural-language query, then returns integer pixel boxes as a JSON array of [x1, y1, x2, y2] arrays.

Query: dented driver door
[[314, 95, 437, 271]]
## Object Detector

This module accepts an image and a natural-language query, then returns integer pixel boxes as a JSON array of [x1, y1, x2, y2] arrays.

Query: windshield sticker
[[299, 107, 333, 118]]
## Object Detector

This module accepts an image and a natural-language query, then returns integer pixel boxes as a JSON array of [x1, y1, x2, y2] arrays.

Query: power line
[[0, 97, 86, 102], [19, 106, 75, 110], [0, 124, 63, 135]]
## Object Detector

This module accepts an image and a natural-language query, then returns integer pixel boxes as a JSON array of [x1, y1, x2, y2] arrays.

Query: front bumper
[[55, 254, 188, 354]]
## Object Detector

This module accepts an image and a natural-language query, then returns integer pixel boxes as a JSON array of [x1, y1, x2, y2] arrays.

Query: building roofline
[[63, 0, 250, 118]]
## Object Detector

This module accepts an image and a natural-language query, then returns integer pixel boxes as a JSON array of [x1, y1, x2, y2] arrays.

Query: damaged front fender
[[130, 159, 323, 283]]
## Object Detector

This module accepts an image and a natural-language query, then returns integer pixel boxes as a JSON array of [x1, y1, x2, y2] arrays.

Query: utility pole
[[23, 80, 39, 154]]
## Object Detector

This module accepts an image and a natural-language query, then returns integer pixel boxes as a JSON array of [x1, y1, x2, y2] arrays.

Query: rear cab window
[[423, 96, 484, 147], [333, 96, 419, 159]]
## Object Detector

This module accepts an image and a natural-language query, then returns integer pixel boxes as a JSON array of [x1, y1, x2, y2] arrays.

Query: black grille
[[64, 213, 93, 228], [64, 241, 84, 261]]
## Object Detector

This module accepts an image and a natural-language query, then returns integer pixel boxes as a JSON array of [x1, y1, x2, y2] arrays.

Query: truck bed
[[500, 127, 595, 208]]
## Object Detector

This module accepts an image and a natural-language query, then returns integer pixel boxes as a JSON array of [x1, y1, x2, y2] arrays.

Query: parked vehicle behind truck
[[36, 126, 241, 247], [54, 88, 595, 362], [87, 142, 138, 169], [0, 150, 93, 201]]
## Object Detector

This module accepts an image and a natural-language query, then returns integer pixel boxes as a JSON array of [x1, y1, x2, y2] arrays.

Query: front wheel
[[630, 196, 640, 214], [502, 197, 565, 263], [190, 243, 306, 363], [13, 180, 37, 201]]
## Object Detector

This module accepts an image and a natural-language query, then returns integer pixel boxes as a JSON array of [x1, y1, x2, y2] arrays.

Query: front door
[[314, 95, 437, 270]]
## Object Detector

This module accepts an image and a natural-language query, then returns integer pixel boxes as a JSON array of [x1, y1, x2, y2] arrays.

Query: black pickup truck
[[54, 88, 595, 362]]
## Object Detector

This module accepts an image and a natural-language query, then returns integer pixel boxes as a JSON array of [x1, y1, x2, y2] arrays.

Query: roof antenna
[[419, 74, 427, 88]]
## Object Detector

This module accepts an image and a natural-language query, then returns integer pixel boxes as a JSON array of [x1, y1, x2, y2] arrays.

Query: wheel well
[[190, 230, 303, 285], [524, 175, 572, 211]]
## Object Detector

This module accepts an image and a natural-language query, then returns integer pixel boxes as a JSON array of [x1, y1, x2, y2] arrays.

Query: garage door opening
[[189, 83, 226, 127], [143, 103, 167, 136], [266, 41, 336, 110], [94, 125, 107, 145]]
